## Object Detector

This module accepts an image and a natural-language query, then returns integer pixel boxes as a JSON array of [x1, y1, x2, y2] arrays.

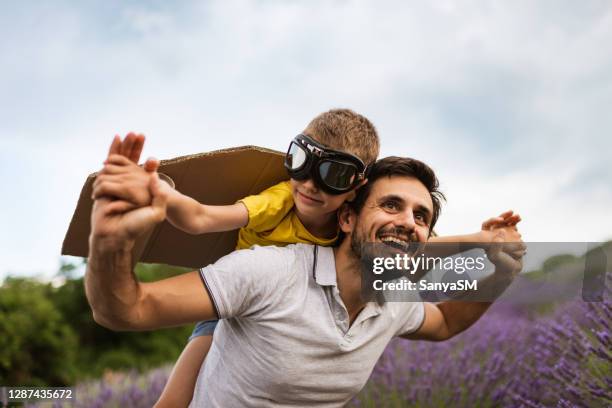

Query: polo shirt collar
[[313, 245, 383, 320], [313, 246, 338, 287]]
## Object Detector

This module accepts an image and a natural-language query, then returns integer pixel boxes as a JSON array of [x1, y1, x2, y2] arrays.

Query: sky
[[1, 0, 611, 281]]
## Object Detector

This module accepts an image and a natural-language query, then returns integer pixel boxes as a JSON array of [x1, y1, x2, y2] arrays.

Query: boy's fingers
[[482, 216, 504, 229], [105, 154, 133, 166], [107, 135, 121, 158], [92, 180, 121, 199], [504, 214, 522, 226], [498, 210, 514, 219], [105, 200, 137, 215], [143, 157, 159, 173], [93, 174, 121, 189], [101, 163, 134, 175], [92, 181, 134, 201], [129, 134, 145, 163]]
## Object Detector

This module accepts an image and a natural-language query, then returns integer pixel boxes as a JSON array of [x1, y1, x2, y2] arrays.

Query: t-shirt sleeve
[[199, 245, 292, 319], [394, 302, 426, 336], [238, 181, 294, 232]]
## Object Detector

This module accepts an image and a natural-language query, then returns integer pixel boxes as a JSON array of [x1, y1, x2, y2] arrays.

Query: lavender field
[[350, 300, 611, 407], [27, 298, 609, 408]]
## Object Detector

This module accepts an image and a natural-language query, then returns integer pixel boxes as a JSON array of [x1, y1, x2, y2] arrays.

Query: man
[[86, 142, 524, 407]]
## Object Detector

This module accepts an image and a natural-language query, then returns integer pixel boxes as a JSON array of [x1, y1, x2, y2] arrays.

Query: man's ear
[[338, 203, 355, 234]]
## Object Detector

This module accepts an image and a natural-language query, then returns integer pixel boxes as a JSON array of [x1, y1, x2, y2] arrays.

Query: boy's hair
[[349, 156, 445, 231], [303, 108, 380, 164]]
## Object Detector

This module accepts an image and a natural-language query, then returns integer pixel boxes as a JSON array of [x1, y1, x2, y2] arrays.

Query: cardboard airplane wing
[[62, 146, 287, 269]]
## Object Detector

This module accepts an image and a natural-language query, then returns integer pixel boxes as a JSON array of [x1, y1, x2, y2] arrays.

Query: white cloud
[[1, 1, 611, 279]]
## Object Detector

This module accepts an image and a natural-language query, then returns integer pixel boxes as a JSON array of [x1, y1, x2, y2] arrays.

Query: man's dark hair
[[349, 156, 446, 232]]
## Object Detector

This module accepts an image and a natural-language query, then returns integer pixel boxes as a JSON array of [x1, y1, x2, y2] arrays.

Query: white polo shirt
[[191, 244, 424, 407]]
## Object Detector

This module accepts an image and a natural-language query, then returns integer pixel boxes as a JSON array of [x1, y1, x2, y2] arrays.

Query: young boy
[[95, 109, 520, 407]]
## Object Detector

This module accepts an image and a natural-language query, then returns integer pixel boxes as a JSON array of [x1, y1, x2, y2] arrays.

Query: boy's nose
[[301, 178, 319, 193]]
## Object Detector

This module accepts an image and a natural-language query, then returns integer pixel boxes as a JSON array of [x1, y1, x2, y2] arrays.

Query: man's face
[[347, 176, 434, 258]]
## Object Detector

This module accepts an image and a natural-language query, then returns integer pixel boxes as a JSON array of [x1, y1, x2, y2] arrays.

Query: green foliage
[[0, 261, 194, 387], [0, 278, 78, 386], [542, 253, 578, 272], [134, 262, 191, 282]]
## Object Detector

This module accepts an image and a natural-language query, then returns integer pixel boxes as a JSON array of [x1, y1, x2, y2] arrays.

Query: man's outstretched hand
[[485, 228, 525, 279], [91, 134, 166, 251], [93, 133, 161, 208]]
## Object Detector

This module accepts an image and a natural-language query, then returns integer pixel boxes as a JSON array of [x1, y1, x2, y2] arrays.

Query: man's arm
[[86, 252, 218, 331], [85, 142, 218, 331], [402, 301, 494, 342], [402, 232, 524, 341]]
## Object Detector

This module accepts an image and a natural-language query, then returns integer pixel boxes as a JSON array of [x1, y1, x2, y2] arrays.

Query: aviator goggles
[[284, 134, 367, 195]]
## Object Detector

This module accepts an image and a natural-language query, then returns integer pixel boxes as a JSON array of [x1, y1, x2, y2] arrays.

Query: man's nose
[[394, 210, 416, 232]]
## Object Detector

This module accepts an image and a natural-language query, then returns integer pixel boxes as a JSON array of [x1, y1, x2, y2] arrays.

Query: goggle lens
[[318, 161, 357, 190], [286, 142, 307, 170]]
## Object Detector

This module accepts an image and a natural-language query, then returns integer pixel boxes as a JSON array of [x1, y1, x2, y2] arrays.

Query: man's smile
[[376, 228, 419, 254]]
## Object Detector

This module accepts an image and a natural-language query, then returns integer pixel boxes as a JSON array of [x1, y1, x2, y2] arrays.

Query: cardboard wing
[[62, 146, 287, 269]]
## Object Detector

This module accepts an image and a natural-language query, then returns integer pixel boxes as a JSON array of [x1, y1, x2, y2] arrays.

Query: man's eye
[[415, 212, 428, 224], [383, 201, 398, 210]]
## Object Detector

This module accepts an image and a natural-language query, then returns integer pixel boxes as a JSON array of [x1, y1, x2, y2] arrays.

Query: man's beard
[[351, 221, 424, 304], [350, 221, 367, 259]]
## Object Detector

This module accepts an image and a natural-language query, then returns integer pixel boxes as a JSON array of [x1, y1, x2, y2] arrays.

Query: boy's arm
[[165, 191, 248, 234], [94, 154, 248, 234], [425, 210, 521, 257]]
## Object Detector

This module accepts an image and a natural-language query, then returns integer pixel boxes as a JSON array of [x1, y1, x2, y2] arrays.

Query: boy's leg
[[155, 321, 218, 407], [154, 335, 213, 408]]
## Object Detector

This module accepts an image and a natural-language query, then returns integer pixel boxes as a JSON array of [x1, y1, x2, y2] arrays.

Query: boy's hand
[[91, 171, 168, 251], [481, 210, 521, 230], [94, 134, 161, 208], [107, 132, 158, 173], [485, 229, 525, 277], [476, 210, 522, 245], [93, 155, 159, 207], [107, 132, 146, 164]]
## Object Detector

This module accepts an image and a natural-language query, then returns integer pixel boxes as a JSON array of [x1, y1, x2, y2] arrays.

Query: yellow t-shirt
[[236, 181, 338, 250]]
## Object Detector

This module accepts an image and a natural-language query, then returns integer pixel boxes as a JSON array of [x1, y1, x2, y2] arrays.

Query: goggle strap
[[305, 143, 324, 157]]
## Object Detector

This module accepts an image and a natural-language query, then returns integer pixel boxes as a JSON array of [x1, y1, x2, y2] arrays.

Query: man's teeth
[[380, 236, 408, 245]]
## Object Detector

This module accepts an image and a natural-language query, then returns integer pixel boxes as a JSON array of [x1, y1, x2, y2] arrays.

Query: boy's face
[[290, 178, 357, 217]]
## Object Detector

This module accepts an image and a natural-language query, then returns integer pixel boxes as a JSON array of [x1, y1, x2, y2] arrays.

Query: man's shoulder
[[377, 295, 425, 337], [241, 242, 315, 255], [216, 243, 316, 271]]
